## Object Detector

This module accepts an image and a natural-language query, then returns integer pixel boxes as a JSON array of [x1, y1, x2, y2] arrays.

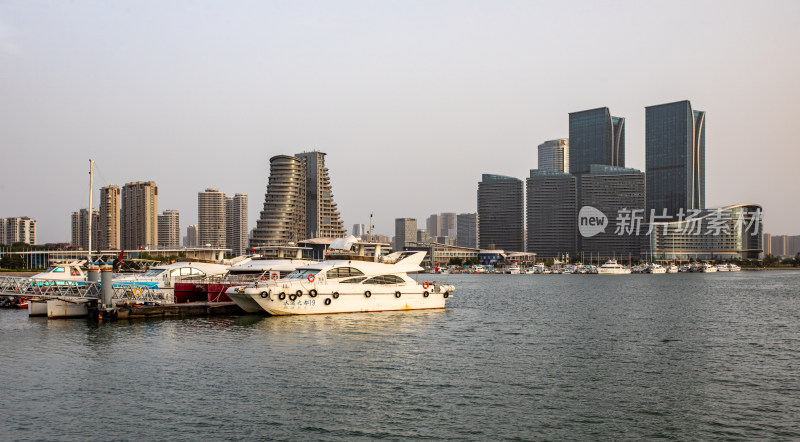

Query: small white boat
[[666, 264, 680, 273], [697, 263, 718, 273], [596, 260, 631, 275], [646, 263, 667, 274]]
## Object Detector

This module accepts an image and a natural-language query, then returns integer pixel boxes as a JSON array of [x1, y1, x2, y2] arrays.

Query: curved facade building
[[251, 155, 307, 248], [537, 139, 569, 173], [649, 204, 763, 260]]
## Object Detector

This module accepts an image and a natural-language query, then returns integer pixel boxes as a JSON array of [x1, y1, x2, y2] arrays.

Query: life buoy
[[332, 292, 340, 299], [278, 292, 286, 300], [308, 274, 315, 283], [422, 281, 430, 290], [260, 291, 269, 299], [394, 291, 401, 298], [364, 291, 371, 298], [296, 290, 303, 297], [271, 274, 278, 281], [443, 292, 449, 298], [133, 287, 142, 298], [423, 291, 429, 298], [289, 294, 297, 301], [309, 289, 317, 298], [324, 298, 331, 305]]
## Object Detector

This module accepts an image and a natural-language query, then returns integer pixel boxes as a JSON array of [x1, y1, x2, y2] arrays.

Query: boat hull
[[46, 299, 89, 318], [28, 299, 48, 316], [249, 289, 450, 315], [226, 290, 265, 313]]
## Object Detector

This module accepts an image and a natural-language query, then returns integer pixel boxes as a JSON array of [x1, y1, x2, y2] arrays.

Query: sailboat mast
[[88, 159, 94, 263]]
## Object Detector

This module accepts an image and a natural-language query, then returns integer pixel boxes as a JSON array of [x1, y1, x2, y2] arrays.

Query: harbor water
[[2, 271, 800, 440]]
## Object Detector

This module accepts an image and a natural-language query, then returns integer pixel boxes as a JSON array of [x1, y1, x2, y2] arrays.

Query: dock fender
[[324, 298, 332, 305], [394, 291, 401, 298], [423, 291, 429, 298], [296, 290, 303, 297], [278, 292, 286, 300], [364, 291, 371, 298], [443, 292, 449, 298], [309, 289, 318, 298], [289, 294, 297, 301], [332, 292, 340, 299], [260, 291, 269, 299]]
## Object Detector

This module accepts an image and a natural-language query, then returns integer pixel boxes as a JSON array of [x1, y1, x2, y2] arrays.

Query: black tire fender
[[309, 289, 317, 298], [259, 291, 269, 299], [364, 291, 371, 298], [394, 291, 401, 298], [324, 298, 332, 305], [289, 294, 297, 301], [278, 292, 286, 300], [423, 291, 429, 298], [332, 292, 340, 299]]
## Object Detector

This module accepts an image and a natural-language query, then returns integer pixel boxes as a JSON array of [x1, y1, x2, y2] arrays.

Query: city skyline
[[2, 1, 799, 242]]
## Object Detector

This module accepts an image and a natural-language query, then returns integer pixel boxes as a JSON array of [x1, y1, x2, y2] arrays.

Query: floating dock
[[93, 301, 244, 320]]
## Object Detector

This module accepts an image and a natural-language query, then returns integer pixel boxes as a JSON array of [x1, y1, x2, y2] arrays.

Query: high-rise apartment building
[[158, 210, 180, 248], [569, 107, 625, 177], [251, 155, 307, 248], [580, 165, 645, 259], [71, 208, 99, 250], [417, 229, 433, 244], [352, 224, 365, 237], [98, 185, 120, 250], [426, 214, 442, 237], [198, 188, 227, 248], [121, 181, 158, 250], [226, 193, 248, 256], [456, 213, 478, 249], [185, 225, 198, 247], [526, 170, 577, 258], [538, 139, 570, 173], [763, 233, 772, 256], [252, 152, 346, 248], [477, 174, 524, 251], [296, 151, 346, 239], [395, 218, 417, 250], [0, 217, 37, 245], [770, 235, 787, 257], [645, 100, 705, 217]]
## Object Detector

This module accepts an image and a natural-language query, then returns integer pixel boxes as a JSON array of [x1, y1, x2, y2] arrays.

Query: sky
[[2, 0, 799, 243]]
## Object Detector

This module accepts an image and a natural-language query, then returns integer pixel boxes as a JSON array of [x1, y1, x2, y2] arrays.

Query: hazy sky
[[2, 0, 799, 243]]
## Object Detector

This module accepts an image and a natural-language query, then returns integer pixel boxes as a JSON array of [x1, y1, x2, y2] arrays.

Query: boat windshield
[[142, 269, 166, 277], [285, 269, 320, 279]]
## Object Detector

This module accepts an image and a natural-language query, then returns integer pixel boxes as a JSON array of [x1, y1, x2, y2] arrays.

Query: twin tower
[[250, 151, 346, 248]]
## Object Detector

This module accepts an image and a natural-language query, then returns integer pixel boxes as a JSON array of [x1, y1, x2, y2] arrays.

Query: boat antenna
[[88, 159, 94, 264], [369, 213, 374, 242]]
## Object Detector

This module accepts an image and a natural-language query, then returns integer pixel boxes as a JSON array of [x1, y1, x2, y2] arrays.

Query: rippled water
[[2, 271, 800, 440]]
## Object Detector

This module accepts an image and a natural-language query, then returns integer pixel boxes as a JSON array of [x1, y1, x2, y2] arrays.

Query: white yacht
[[113, 261, 229, 302], [646, 263, 667, 274], [716, 263, 730, 272], [697, 262, 718, 273], [666, 264, 680, 273], [506, 265, 521, 274], [596, 260, 631, 275], [728, 263, 741, 272], [233, 240, 454, 315], [29, 261, 88, 285]]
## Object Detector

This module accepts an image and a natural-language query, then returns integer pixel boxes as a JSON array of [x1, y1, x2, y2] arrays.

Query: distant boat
[[596, 260, 631, 275]]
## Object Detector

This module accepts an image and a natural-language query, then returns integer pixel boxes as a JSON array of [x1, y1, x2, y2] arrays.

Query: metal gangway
[[0, 276, 164, 303]]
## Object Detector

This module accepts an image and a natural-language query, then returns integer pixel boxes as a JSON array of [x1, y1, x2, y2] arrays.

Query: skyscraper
[[440, 213, 457, 238], [580, 165, 645, 259], [456, 213, 478, 248], [477, 174, 524, 251], [538, 139, 569, 173], [251, 155, 307, 248], [158, 210, 180, 248], [569, 107, 625, 178], [526, 170, 577, 258], [98, 185, 120, 250], [352, 223, 365, 237], [198, 188, 227, 248], [121, 181, 158, 250], [185, 225, 198, 247], [426, 214, 442, 237], [645, 100, 705, 217], [295, 151, 346, 239], [226, 193, 248, 256], [395, 218, 417, 250], [71, 208, 99, 250]]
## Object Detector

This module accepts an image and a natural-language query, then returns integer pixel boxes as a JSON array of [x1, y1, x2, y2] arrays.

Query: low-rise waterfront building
[[649, 204, 763, 260]]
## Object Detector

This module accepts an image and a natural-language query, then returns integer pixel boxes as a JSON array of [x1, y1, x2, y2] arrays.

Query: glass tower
[[568, 108, 625, 177], [477, 174, 524, 251], [645, 100, 705, 217]]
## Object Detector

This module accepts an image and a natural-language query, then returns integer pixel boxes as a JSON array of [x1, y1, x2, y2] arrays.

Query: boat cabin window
[[286, 269, 319, 279], [53, 267, 65, 273], [325, 267, 365, 279], [170, 269, 181, 277], [363, 275, 405, 285], [143, 269, 165, 277], [340, 277, 367, 284]]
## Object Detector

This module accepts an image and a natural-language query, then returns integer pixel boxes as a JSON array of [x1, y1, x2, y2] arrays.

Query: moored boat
[[596, 260, 631, 275]]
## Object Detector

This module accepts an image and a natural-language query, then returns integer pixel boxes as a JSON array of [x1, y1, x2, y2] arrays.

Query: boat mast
[[88, 159, 94, 263]]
